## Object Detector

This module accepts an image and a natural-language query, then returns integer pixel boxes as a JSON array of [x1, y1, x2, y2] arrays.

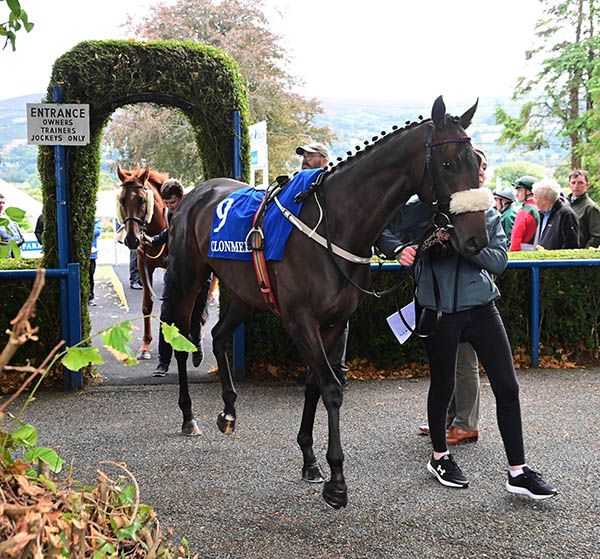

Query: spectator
[[89, 218, 102, 304], [35, 214, 44, 245], [129, 250, 143, 290], [0, 193, 25, 257], [567, 169, 600, 248], [414, 147, 489, 445], [295, 142, 349, 388], [143, 179, 210, 377], [533, 179, 579, 250], [509, 176, 539, 251], [493, 186, 517, 240]]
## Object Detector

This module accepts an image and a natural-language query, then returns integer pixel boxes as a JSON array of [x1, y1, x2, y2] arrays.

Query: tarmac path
[[16, 265, 600, 558]]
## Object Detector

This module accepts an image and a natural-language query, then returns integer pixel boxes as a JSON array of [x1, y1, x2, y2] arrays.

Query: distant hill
[[0, 93, 568, 184], [316, 96, 567, 170]]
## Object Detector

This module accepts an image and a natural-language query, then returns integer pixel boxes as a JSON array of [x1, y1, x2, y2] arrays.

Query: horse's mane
[[321, 112, 465, 182], [322, 116, 431, 181]]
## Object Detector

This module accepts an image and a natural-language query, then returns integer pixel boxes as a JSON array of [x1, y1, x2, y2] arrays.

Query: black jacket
[[537, 199, 579, 250]]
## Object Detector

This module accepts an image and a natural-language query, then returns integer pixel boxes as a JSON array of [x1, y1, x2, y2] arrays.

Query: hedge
[[241, 249, 600, 375], [2, 40, 251, 379]]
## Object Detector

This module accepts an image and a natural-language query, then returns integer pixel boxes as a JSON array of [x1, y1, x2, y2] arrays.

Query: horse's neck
[[146, 192, 168, 236], [319, 128, 425, 253]]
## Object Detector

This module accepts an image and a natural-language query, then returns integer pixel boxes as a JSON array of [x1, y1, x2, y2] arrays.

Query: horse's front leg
[[288, 316, 347, 509], [137, 256, 154, 360], [297, 381, 325, 483]]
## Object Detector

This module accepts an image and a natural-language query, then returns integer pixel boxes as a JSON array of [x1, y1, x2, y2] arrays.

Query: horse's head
[[116, 165, 156, 250], [417, 96, 492, 257]]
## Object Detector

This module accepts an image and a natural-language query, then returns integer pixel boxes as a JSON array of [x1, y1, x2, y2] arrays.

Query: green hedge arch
[[37, 40, 251, 348]]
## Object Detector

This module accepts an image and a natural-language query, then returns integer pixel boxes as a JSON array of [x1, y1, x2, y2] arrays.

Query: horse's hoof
[[191, 349, 203, 368], [302, 462, 325, 484], [323, 481, 348, 509], [137, 350, 151, 360], [181, 419, 201, 436], [217, 412, 236, 435]]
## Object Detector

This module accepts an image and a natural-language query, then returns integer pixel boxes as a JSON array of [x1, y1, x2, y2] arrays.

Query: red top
[[509, 198, 539, 251]]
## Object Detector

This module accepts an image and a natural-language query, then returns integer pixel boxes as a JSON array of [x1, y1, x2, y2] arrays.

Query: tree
[[104, 0, 334, 181], [1, 0, 33, 50], [495, 0, 599, 174]]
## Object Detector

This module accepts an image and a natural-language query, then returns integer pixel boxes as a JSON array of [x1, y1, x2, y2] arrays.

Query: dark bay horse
[[166, 97, 489, 508], [116, 166, 169, 359]]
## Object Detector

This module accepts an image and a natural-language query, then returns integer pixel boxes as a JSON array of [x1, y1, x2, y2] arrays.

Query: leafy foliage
[[0, 279, 198, 556], [113, 0, 335, 180], [0, 0, 34, 51], [495, 0, 600, 178]]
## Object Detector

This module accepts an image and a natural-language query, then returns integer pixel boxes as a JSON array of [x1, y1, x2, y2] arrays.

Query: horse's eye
[[442, 160, 453, 170]]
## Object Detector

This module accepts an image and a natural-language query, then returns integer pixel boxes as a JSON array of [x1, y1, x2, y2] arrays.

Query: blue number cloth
[[208, 168, 323, 261]]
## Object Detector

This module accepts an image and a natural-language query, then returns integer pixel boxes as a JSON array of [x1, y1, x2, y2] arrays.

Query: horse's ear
[[431, 95, 446, 128], [459, 98, 479, 129], [140, 166, 151, 185], [116, 165, 126, 183]]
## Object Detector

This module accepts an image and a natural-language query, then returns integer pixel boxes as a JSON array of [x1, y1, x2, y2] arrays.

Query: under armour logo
[[437, 465, 446, 476]]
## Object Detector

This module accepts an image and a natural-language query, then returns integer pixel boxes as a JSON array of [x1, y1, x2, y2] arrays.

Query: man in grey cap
[[296, 142, 330, 170], [493, 185, 518, 239]]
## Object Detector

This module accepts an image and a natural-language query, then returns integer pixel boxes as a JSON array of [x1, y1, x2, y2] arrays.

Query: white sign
[[249, 121, 268, 188], [386, 301, 416, 345], [26, 103, 90, 146]]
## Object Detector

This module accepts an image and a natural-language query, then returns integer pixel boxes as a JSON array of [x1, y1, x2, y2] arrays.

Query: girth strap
[[248, 188, 282, 317]]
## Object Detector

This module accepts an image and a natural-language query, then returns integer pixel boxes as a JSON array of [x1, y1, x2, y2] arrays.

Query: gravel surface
[[12, 264, 598, 557], [19, 368, 599, 558]]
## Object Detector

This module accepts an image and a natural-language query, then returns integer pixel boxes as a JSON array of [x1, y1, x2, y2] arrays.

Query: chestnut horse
[[116, 166, 169, 359], [166, 97, 489, 508]]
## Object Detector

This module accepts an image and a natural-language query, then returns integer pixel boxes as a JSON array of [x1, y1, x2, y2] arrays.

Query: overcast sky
[[0, 0, 543, 105]]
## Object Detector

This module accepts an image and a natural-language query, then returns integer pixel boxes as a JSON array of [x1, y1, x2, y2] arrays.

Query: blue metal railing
[[232, 258, 600, 378], [0, 264, 82, 387]]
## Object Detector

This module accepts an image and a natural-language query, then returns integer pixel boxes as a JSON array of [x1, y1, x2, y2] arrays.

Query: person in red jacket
[[509, 176, 539, 251]]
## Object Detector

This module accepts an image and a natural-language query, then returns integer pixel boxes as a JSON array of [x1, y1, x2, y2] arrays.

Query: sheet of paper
[[386, 301, 416, 345]]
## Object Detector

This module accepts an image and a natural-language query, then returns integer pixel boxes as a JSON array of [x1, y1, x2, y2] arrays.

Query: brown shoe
[[446, 426, 479, 445]]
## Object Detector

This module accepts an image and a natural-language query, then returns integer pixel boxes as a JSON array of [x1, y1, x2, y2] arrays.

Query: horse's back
[[170, 178, 247, 263]]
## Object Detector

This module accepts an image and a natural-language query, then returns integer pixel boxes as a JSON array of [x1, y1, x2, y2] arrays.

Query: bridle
[[118, 180, 164, 298], [315, 126, 473, 300]]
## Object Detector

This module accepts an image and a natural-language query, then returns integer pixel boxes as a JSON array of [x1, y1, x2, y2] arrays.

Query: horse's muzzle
[[125, 235, 140, 250], [463, 235, 487, 256]]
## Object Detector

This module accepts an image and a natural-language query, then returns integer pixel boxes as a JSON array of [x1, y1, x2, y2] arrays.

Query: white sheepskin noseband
[[449, 188, 494, 215], [115, 188, 155, 223]]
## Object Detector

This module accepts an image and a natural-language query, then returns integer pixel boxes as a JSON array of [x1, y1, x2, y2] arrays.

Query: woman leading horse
[[166, 96, 489, 509]]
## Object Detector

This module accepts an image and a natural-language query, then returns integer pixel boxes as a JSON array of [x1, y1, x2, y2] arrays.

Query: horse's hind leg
[[211, 293, 252, 435], [169, 284, 206, 436], [288, 315, 347, 508]]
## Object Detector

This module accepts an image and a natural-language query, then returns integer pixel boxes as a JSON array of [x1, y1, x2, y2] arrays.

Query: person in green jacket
[[493, 185, 518, 240], [567, 169, 600, 248]]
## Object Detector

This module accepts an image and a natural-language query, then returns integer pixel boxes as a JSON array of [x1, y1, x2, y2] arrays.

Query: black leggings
[[422, 301, 525, 466]]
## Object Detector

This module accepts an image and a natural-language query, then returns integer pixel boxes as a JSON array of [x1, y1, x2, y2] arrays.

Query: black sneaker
[[427, 453, 469, 488], [152, 363, 169, 377], [505, 466, 557, 500]]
